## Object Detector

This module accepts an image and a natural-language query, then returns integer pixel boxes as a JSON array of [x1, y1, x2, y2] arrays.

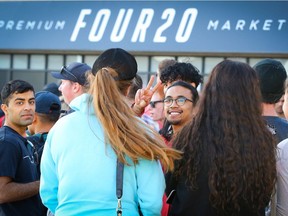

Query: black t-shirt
[[165, 159, 266, 216], [0, 126, 43, 216]]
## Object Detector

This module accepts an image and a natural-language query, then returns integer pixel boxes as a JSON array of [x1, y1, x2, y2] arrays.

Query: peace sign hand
[[132, 75, 161, 116]]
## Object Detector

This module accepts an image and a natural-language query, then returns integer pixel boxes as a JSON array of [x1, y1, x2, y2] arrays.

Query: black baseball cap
[[92, 48, 137, 80]]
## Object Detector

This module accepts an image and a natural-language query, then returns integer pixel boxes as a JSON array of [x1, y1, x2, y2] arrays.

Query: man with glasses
[[163, 80, 199, 140], [51, 62, 91, 116], [159, 62, 202, 142]]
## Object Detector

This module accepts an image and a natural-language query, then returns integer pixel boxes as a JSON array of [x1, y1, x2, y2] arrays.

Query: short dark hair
[[1, 80, 34, 105], [160, 62, 203, 88], [37, 112, 60, 124]]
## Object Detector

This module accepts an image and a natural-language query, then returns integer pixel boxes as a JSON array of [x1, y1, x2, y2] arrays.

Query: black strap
[[116, 159, 124, 216], [116, 159, 124, 199]]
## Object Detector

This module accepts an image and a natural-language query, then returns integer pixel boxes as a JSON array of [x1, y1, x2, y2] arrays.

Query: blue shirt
[[40, 94, 165, 216], [0, 126, 42, 216]]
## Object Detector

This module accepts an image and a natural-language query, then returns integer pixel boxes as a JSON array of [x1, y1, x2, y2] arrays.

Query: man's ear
[[32, 114, 38, 123], [1, 104, 8, 116]]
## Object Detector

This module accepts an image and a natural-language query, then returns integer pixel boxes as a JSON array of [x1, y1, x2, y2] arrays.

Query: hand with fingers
[[132, 75, 161, 116]]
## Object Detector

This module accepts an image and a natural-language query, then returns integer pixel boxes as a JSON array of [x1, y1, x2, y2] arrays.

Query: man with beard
[[159, 62, 202, 142], [0, 80, 42, 216], [163, 81, 199, 142]]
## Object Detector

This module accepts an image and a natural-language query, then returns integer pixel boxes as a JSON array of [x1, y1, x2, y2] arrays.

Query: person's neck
[[172, 124, 182, 135], [34, 123, 54, 134], [262, 103, 278, 117]]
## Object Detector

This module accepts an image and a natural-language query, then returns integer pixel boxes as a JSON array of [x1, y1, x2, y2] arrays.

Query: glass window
[[48, 55, 64, 70], [226, 57, 247, 63], [0, 54, 11, 69], [84, 55, 98, 68], [66, 55, 83, 65], [204, 57, 224, 74], [47, 76, 62, 86], [30, 55, 45, 70], [248, 58, 263, 67], [13, 55, 28, 69], [12, 70, 45, 92], [178, 56, 203, 73], [276, 59, 288, 73], [135, 56, 149, 73], [151, 56, 175, 74], [137, 72, 149, 87], [0, 69, 10, 90]]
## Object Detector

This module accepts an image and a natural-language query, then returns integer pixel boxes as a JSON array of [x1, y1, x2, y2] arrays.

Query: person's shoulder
[[277, 138, 288, 162], [265, 116, 288, 127], [0, 126, 19, 139], [0, 127, 24, 146], [278, 138, 288, 149], [27, 134, 43, 145], [49, 109, 84, 135], [280, 118, 288, 124]]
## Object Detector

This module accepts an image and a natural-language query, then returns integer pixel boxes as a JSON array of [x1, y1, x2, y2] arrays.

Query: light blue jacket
[[40, 94, 165, 216]]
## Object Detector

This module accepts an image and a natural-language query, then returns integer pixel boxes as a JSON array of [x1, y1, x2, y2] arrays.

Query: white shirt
[[277, 138, 288, 216]]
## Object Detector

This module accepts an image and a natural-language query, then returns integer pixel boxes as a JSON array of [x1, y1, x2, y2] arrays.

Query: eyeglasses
[[61, 66, 78, 83], [149, 100, 164, 108], [163, 97, 193, 107]]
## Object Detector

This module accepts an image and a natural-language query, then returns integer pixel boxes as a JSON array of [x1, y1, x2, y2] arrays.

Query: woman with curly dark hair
[[166, 60, 277, 216]]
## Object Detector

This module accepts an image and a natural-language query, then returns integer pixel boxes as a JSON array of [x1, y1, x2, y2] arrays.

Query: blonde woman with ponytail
[[40, 48, 181, 216]]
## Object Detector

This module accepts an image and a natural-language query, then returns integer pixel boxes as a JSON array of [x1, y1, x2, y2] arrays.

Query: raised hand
[[133, 75, 161, 116]]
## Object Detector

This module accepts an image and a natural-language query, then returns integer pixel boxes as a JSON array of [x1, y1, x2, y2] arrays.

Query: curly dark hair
[[160, 62, 203, 88], [173, 60, 276, 215]]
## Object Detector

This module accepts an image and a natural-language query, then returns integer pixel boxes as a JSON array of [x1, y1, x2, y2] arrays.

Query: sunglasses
[[61, 66, 79, 83], [149, 100, 164, 108]]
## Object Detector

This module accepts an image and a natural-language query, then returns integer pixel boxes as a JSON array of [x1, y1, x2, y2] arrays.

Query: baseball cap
[[51, 62, 91, 86], [35, 91, 61, 114], [43, 82, 61, 96], [253, 59, 287, 103], [92, 48, 137, 80]]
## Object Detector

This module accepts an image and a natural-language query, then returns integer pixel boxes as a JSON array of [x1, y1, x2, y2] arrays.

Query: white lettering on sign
[[263, 19, 272, 31], [0, 20, 65, 30], [71, 8, 198, 43], [131, 9, 154, 43], [278, 19, 286, 30], [71, 9, 91, 41], [153, 8, 175, 43], [176, 8, 198, 43], [207, 19, 287, 31], [89, 9, 111, 42], [111, 9, 133, 42]]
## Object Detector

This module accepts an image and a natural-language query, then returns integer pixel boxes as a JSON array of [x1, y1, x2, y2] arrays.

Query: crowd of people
[[0, 47, 287, 216]]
